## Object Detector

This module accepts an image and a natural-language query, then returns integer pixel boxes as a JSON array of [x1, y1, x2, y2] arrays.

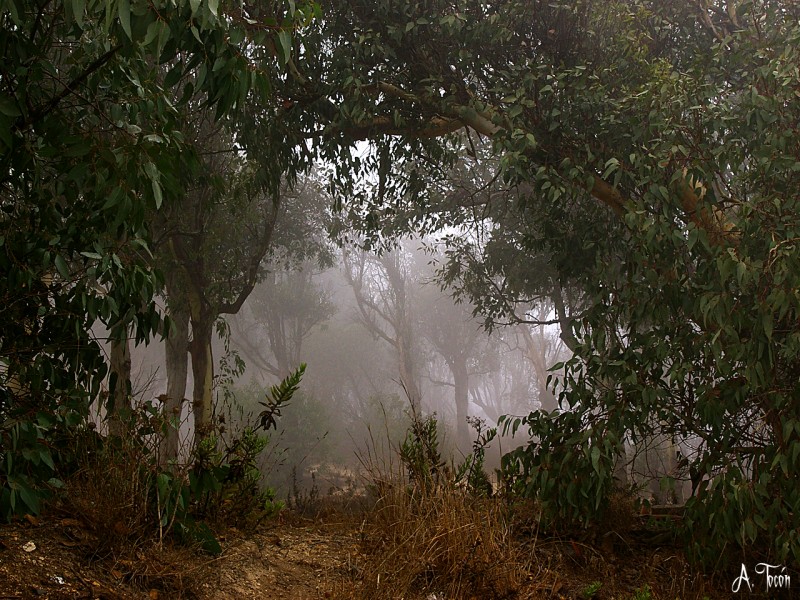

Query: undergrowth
[[338, 414, 528, 599], [54, 366, 305, 596]]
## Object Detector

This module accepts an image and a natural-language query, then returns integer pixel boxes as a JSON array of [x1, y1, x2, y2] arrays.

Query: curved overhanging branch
[[333, 115, 465, 141], [288, 65, 737, 245], [449, 103, 734, 235], [673, 172, 739, 246]]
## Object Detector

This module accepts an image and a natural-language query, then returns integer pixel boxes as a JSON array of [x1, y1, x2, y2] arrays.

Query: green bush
[[454, 416, 495, 497], [399, 413, 496, 499], [496, 11, 800, 565], [400, 413, 446, 490]]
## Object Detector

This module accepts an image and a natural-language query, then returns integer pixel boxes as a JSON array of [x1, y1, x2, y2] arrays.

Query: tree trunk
[[189, 314, 215, 441], [263, 271, 292, 378], [397, 332, 422, 415], [451, 358, 470, 452], [108, 328, 132, 437], [519, 325, 559, 412], [161, 306, 189, 464]]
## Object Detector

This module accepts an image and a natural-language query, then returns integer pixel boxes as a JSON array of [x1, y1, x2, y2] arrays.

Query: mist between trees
[[1, 0, 799, 570], [117, 237, 571, 496]]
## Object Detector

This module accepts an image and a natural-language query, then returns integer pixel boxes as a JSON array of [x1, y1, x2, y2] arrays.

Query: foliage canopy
[[2, 0, 800, 567], [285, 0, 800, 565], [0, 0, 306, 517]]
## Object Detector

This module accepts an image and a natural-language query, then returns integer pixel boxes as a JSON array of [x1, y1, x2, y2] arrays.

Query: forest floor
[[0, 505, 745, 600], [0, 511, 359, 599]]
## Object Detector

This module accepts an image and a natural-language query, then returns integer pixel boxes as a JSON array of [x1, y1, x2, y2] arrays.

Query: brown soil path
[[196, 520, 362, 599], [0, 515, 362, 599]]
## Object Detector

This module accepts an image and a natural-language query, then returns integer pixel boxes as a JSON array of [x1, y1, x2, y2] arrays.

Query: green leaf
[[590, 445, 600, 474], [687, 226, 699, 250], [253, 73, 271, 101], [193, 522, 222, 555], [54, 255, 69, 279], [156, 15, 170, 55], [151, 178, 163, 209], [102, 188, 123, 211], [72, 0, 86, 29], [736, 261, 746, 285], [63, 0, 73, 27], [762, 312, 773, 341], [3, 0, 22, 25], [189, 0, 201, 16], [118, 0, 131, 40], [164, 63, 184, 88], [156, 472, 172, 503], [143, 161, 159, 180], [229, 25, 244, 46], [602, 157, 619, 179], [0, 95, 21, 117], [208, 0, 218, 18], [39, 450, 55, 471], [143, 20, 160, 46], [0, 115, 12, 149], [277, 30, 292, 64], [18, 486, 40, 515]]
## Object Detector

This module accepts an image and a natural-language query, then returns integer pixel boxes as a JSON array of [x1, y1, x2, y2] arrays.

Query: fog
[[120, 236, 569, 498]]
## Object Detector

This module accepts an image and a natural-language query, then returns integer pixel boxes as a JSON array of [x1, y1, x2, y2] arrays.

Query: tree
[[300, 307, 402, 426], [160, 265, 191, 461], [469, 338, 534, 423], [158, 118, 281, 440], [149, 18, 331, 449], [342, 246, 425, 413], [285, 1, 800, 564], [0, 0, 277, 515], [231, 260, 335, 382], [417, 284, 483, 449]]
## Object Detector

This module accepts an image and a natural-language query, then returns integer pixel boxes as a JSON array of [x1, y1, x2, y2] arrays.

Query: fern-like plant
[[257, 364, 306, 431]]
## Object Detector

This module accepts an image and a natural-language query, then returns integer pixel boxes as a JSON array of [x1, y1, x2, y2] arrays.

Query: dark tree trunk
[[189, 312, 215, 441], [108, 328, 132, 437]]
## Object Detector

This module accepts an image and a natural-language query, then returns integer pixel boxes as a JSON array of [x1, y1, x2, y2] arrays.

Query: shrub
[[61, 365, 305, 560], [341, 413, 525, 599], [399, 413, 446, 491]]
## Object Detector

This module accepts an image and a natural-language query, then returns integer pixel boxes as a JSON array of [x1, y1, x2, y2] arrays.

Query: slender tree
[[0, 0, 276, 515], [342, 246, 425, 413], [231, 262, 335, 381]]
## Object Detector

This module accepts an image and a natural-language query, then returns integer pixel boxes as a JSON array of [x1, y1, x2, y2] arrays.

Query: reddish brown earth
[[0, 510, 743, 600], [0, 514, 360, 599]]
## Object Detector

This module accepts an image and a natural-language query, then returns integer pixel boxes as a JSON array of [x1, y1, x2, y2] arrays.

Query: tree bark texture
[[188, 312, 215, 440], [161, 305, 189, 464], [107, 329, 132, 437]]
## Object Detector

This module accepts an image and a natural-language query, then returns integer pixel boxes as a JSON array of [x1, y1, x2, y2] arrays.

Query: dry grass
[[52, 414, 734, 600], [334, 471, 529, 600], [63, 428, 161, 559], [121, 543, 218, 597], [58, 422, 216, 598]]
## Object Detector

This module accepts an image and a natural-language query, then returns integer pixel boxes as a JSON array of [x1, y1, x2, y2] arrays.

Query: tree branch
[[27, 44, 122, 127], [289, 61, 738, 244], [220, 197, 279, 315]]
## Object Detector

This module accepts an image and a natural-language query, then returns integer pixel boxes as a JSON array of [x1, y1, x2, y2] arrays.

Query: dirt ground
[[0, 508, 763, 600], [0, 514, 361, 599]]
